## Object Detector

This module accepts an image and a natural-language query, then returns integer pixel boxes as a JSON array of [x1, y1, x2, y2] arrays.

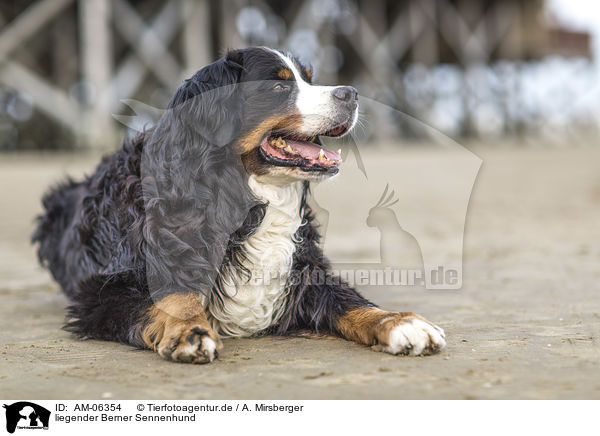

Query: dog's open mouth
[[259, 122, 349, 172]]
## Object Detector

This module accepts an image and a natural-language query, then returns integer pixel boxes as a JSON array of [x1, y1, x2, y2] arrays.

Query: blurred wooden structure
[[0, 0, 592, 149]]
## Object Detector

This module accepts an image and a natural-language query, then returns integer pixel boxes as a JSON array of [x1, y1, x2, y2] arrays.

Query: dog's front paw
[[157, 324, 223, 364], [372, 314, 446, 356]]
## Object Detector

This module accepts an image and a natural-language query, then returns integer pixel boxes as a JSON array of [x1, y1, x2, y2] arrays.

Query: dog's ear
[[168, 50, 244, 146], [141, 49, 263, 303]]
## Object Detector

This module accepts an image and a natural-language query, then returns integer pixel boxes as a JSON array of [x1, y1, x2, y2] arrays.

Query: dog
[[33, 47, 446, 363]]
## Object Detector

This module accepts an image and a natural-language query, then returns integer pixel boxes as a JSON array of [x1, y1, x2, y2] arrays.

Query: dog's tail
[[32, 178, 84, 293]]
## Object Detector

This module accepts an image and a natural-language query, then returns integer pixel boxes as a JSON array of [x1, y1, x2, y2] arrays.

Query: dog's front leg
[[336, 306, 446, 356], [141, 292, 222, 363], [285, 218, 445, 356]]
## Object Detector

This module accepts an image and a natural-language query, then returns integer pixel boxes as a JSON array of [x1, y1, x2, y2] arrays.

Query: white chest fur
[[207, 176, 303, 337]]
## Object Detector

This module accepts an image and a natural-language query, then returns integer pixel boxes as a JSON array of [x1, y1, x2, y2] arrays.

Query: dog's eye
[[272, 83, 289, 91]]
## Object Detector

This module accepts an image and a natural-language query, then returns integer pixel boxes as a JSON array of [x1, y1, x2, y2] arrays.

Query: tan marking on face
[[236, 112, 303, 153], [305, 68, 312, 81], [278, 68, 292, 80], [336, 307, 423, 346]]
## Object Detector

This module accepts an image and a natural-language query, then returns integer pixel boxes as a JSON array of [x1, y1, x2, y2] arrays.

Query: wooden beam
[[219, 0, 244, 51], [0, 61, 80, 130], [0, 0, 73, 59], [345, 1, 397, 85], [109, 0, 181, 111], [283, 0, 313, 41], [79, 0, 114, 149], [51, 8, 77, 89], [113, 0, 181, 89], [409, 0, 438, 65], [182, 0, 211, 77]]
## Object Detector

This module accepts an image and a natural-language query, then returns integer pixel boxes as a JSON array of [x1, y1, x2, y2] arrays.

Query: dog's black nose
[[333, 86, 358, 103]]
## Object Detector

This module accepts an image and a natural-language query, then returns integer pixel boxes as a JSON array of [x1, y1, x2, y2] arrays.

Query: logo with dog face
[[2, 402, 50, 434]]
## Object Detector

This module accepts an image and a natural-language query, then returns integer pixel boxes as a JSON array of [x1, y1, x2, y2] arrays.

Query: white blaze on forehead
[[270, 49, 337, 133]]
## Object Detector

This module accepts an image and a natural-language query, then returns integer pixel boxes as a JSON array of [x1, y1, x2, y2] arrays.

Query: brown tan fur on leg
[[142, 292, 222, 363], [337, 307, 425, 347]]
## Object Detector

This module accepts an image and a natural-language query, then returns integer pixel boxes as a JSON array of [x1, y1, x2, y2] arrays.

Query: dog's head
[[167, 46, 358, 183], [142, 47, 358, 297]]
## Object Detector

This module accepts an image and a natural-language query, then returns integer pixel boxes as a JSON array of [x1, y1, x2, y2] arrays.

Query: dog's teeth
[[318, 149, 325, 160], [273, 137, 286, 148], [284, 144, 296, 154]]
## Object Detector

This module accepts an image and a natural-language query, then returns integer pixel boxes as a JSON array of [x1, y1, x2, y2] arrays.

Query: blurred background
[[0, 0, 599, 150]]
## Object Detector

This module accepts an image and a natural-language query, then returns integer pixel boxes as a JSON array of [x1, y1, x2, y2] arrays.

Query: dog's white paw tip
[[379, 318, 446, 356], [201, 336, 217, 362]]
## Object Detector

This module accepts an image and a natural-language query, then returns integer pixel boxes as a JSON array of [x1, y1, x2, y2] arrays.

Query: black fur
[[267, 201, 373, 336], [33, 47, 372, 349]]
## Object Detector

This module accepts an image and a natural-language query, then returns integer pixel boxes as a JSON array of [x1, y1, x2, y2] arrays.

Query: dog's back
[[32, 178, 85, 297], [32, 135, 148, 306]]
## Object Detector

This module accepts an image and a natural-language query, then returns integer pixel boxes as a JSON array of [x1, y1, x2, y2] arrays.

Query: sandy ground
[[1, 145, 599, 399]]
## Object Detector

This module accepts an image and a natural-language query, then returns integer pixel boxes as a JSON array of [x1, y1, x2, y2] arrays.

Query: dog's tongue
[[286, 139, 341, 162]]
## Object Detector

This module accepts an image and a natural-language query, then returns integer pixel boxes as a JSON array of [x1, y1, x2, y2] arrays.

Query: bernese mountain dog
[[33, 47, 446, 363]]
